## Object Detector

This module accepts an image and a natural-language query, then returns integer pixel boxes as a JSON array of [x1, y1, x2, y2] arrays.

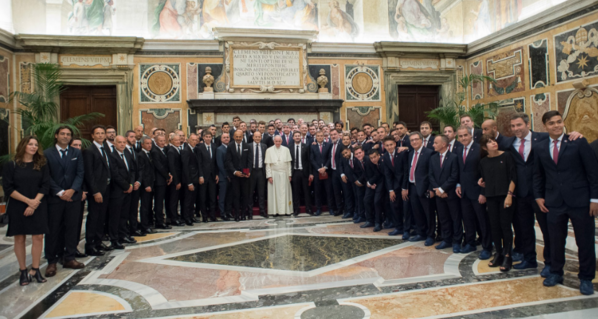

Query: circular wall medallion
[[352, 73, 373, 94], [140, 64, 180, 103]]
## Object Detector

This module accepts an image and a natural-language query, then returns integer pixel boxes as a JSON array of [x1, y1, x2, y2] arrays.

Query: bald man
[[225, 130, 251, 221], [481, 119, 506, 148], [108, 136, 136, 250], [134, 125, 145, 152]]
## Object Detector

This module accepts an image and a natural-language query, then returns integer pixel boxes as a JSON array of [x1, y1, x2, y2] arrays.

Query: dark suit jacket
[[473, 128, 483, 143], [591, 140, 598, 160], [339, 154, 357, 183], [216, 145, 228, 180], [138, 150, 155, 190], [365, 159, 384, 189], [533, 135, 598, 208], [150, 147, 169, 187], [290, 142, 311, 175], [196, 142, 218, 179], [448, 140, 463, 154], [353, 157, 367, 186], [329, 141, 344, 170], [44, 146, 84, 202], [225, 142, 250, 178], [109, 151, 134, 199], [181, 144, 200, 185], [504, 131, 549, 198], [454, 142, 484, 201], [382, 150, 406, 192], [280, 133, 293, 147], [167, 147, 182, 186], [247, 142, 267, 174], [263, 134, 275, 148], [83, 144, 111, 195], [398, 135, 411, 149], [403, 147, 433, 197], [125, 146, 141, 185], [310, 142, 331, 179], [423, 135, 435, 150], [243, 131, 253, 144], [429, 151, 459, 200]]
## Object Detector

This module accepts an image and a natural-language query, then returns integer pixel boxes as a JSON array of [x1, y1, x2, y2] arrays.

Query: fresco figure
[[393, 0, 441, 41], [324, 1, 359, 41], [102, 0, 115, 35]]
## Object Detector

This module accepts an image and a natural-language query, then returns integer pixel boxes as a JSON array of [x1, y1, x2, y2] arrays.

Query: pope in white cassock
[[265, 136, 293, 216]]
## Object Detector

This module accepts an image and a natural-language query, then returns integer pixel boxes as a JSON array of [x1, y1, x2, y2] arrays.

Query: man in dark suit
[[197, 131, 219, 222], [444, 125, 463, 154], [263, 124, 276, 148], [138, 136, 156, 234], [395, 122, 411, 151], [429, 135, 462, 253], [124, 130, 144, 237], [225, 130, 251, 221], [381, 136, 408, 238], [310, 131, 332, 216], [327, 129, 343, 216], [482, 119, 506, 146], [83, 125, 112, 256], [166, 135, 184, 226], [534, 110, 598, 295], [591, 139, 598, 159], [239, 121, 253, 144], [44, 126, 86, 277], [351, 146, 367, 223], [181, 133, 200, 225], [298, 124, 313, 145], [290, 131, 312, 216], [280, 123, 294, 147], [215, 122, 231, 147], [402, 132, 435, 244], [248, 131, 267, 218], [420, 121, 435, 150], [460, 114, 483, 143], [150, 135, 172, 229], [362, 149, 385, 232], [455, 127, 492, 259], [108, 136, 136, 249], [217, 133, 232, 220], [134, 125, 144, 152]]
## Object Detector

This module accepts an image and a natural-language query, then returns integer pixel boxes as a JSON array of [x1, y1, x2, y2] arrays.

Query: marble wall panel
[[140, 108, 182, 135], [495, 97, 525, 137], [346, 106, 381, 130], [554, 19, 598, 83], [0, 109, 9, 174], [530, 93, 550, 132], [19, 62, 33, 94], [0, 54, 8, 103], [186, 63, 198, 100], [486, 47, 525, 97], [345, 65, 381, 101], [331, 64, 341, 99], [563, 87, 598, 142], [528, 39, 549, 89], [469, 60, 484, 100], [187, 109, 199, 135], [139, 63, 181, 103], [556, 89, 574, 114]]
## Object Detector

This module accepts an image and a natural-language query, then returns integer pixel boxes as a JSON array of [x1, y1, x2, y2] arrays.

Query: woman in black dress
[[478, 135, 517, 272], [2, 136, 50, 285]]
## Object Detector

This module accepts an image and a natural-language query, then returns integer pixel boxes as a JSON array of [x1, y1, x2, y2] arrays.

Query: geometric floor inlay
[[169, 234, 401, 272]]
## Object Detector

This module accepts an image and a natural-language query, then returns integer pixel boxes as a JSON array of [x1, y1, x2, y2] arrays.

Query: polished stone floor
[[0, 215, 597, 319]]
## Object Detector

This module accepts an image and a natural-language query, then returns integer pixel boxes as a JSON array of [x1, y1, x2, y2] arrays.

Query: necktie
[[295, 145, 299, 169], [410, 151, 419, 182], [332, 142, 336, 169], [391, 153, 394, 167], [136, 141, 140, 150], [60, 149, 67, 166], [350, 158, 353, 168], [553, 140, 559, 164], [463, 147, 468, 164], [255, 144, 259, 169], [448, 143, 452, 152], [208, 145, 212, 158], [120, 153, 128, 171], [319, 144, 322, 153], [302, 137, 305, 144], [237, 143, 241, 156], [518, 138, 526, 160], [111, 145, 115, 153], [439, 154, 443, 168], [100, 146, 108, 164]]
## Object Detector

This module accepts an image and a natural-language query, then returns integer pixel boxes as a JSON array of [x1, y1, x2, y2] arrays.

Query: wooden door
[[398, 85, 440, 132], [60, 86, 117, 138]]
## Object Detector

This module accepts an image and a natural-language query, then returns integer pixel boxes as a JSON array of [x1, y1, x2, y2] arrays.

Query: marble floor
[[0, 215, 597, 319]]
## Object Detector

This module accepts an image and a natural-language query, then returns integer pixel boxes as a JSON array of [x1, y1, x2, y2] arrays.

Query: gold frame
[[229, 45, 304, 89]]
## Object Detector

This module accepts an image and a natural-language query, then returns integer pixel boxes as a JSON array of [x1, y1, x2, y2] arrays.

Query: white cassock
[[265, 145, 293, 215]]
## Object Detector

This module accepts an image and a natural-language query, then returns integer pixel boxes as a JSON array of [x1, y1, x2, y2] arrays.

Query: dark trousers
[[218, 175, 232, 216], [313, 176, 332, 211], [76, 199, 85, 247], [341, 177, 354, 214], [109, 192, 131, 241], [408, 183, 433, 238], [46, 200, 80, 263], [183, 184, 198, 222], [364, 186, 384, 224], [139, 188, 153, 229], [436, 197, 463, 245], [389, 189, 404, 232], [353, 183, 365, 218], [461, 197, 492, 250], [200, 178, 217, 219], [292, 170, 311, 213], [512, 203, 523, 253], [153, 185, 167, 225], [128, 189, 140, 233], [231, 176, 249, 218], [487, 195, 515, 255], [329, 170, 343, 212], [249, 169, 266, 214], [85, 188, 110, 250], [547, 205, 595, 280], [517, 195, 551, 264], [167, 183, 181, 222]]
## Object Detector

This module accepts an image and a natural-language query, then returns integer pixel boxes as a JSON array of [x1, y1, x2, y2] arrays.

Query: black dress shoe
[[202, 218, 208, 223], [85, 248, 104, 256], [234, 216, 240, 222], [292, 212, 299, 217], [132, 230, 146, 237], [314, 210, 322, 216], [111, 241, 125, 250], [172, 220, 185, 227], [155, 224, 172, 230], [192, 217, 200, 223], [360, 222, 374, 228], [248, 214, 253, 220], [306, 210, 313, 216], [98, 243, 113, 251], [121, 237, 137, 244], [185, 220, 194, 226], [222, 216, 230, 221], [75, 250, 87, 258], [145, 228, 156, 234], [102, 234, 110, 241]]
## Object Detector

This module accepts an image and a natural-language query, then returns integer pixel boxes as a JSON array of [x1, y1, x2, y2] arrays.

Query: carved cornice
[[188, 99, 343, 113], [213, 27, 318, 43], [14, 34, 144, 54], [374, 42, 467, 59], [0, 28, 16, 50]]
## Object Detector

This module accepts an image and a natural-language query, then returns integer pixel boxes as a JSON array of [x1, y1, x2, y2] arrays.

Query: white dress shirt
[[253, 142, 263, 168], [293, 143, 302, 170]]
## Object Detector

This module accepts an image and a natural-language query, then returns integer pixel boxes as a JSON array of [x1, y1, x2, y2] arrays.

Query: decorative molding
[[212, 27, 318, 43], [374, 42, 467, 59], [399, 59, 439, 70], [142, 40, 219, 52], [188, 99, 343, 114], [60, 56, 111, 67], [0, 27, 16, 49], [14, 34, 144, 54]]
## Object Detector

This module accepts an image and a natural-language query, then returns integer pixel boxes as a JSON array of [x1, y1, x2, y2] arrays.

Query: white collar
[[55, 144, 68, 152], [439, 149, 449, 157], [464, 140, 473, 149], [520, 130, 531, 141], [93, 141, 104, 149], [551, 133, 565, 143]]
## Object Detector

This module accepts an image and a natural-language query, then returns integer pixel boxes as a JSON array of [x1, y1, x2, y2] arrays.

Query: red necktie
[[518, 138, 526, 160], [391, 153, 394, 166], [439, 154, 443, 168], [350, 158, 353, 168], [410, 151, 419, 181], [553, 140, 559, 164], [463, 147, 468, 164], [319, 144, 322, 153]]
